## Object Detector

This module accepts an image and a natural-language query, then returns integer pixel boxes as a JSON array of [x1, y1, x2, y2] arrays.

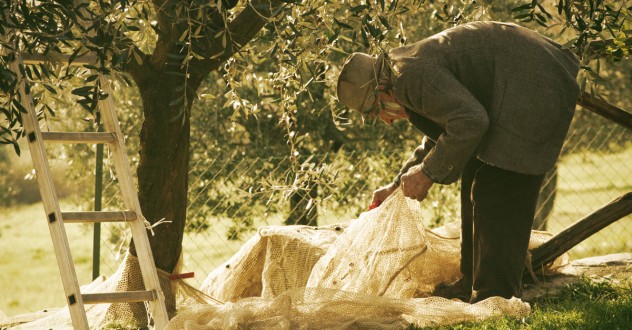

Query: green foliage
[[511, 0, 631, 48], [0, 0, 153, 142], [184, 0, 447, 231], [509, 0, 632, 110], [2, 0, 631, 239]]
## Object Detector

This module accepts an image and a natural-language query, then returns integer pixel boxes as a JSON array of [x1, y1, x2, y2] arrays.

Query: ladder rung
[[82, 290, 157, 304], [40, 132, 116, 144], [62, 211, 137, 223]]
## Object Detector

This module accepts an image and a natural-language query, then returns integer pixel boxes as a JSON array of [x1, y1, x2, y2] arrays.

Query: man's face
[[361, 91, 408, 125]]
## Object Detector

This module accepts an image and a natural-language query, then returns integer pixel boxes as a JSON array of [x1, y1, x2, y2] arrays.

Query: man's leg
[[470, 164, 544, 303], [431, 158, 481, 300], [460, 158, 483, 280]]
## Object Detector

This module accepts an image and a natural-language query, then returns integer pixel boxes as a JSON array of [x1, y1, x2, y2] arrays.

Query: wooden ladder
[[10, 53, 169, 329]]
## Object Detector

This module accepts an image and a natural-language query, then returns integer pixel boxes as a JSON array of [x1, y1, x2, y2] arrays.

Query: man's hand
[[371, 182, 399, 207], [401, 165, 434, 202]]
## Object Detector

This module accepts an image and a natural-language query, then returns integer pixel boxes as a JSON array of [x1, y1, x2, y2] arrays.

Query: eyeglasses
[[359, 92, 382, 123]]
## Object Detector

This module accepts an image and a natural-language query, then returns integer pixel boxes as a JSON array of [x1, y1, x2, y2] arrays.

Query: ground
[[523, 252, 632, 302]]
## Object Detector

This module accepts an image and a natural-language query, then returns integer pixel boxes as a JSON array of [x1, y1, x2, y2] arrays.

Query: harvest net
[[4, 189, 567, 329]]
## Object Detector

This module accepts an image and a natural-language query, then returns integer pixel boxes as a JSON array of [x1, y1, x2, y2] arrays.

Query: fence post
[[92, 112, 103, 280]]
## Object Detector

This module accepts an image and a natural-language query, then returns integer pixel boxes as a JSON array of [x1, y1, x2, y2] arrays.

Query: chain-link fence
[[2, 107, 629, 309], [94, 108, 631, 288]]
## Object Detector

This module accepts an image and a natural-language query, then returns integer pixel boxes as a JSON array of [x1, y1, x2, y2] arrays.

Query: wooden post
[[530, 192, 632, 271], [577, 92, 632, 130]]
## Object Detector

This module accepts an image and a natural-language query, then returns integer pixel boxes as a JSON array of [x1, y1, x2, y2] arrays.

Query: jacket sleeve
[[393, 136, 436, 185], [403, 66, 489, 184]]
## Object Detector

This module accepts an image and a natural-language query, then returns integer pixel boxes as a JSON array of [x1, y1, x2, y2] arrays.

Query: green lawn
[[0, 202, 95, 316], [413, 277, 632, 329]]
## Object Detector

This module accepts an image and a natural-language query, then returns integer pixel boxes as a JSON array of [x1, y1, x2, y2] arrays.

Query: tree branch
[[577, 92, 632, 131], [125, 48, 154, 83], [193, 0, 283, 74], [530, 193, 632, 271], [72, 0, 153, 83], [227, 0, 281, 49], [149, 0, 283, 78]]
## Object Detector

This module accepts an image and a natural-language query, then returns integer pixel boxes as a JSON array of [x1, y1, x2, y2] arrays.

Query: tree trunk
[[116, 0, 281, 318], [124, 0, 278, 274], [130, 71, 203, 273], [285, 184, 318, 226], [121, 70, 204, 317]]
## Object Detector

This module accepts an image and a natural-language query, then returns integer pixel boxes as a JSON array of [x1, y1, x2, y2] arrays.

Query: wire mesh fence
[[94, 108, 632, 287], [1, 107, 629, 315]]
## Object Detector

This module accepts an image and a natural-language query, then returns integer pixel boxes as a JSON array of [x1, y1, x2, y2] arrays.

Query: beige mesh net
[[168, 189, 539, 329], [3, 189, 566, 329]]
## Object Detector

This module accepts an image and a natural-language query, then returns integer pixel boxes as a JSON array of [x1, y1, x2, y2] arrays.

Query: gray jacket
[[390, 21, 580, 185]]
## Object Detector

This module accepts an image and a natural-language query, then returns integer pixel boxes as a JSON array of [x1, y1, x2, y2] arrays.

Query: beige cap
[[336, 52, 383, 113]]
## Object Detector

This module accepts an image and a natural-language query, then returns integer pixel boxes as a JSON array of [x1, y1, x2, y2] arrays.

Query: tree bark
[[131, 71, 197, 272]]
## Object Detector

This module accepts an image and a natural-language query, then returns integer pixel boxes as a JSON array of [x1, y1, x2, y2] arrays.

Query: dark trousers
[[460, 158, 545, 303]]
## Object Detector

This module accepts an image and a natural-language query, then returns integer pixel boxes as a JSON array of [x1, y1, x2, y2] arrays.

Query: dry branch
[[530, 192, 632, 272]]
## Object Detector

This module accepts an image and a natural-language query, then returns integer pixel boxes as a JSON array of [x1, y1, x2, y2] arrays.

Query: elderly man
[[336, 21, 579, 303]]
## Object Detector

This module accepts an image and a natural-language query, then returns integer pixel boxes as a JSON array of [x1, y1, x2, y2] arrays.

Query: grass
[[412, 277, 632, 329], [0, 202, 96, 316]]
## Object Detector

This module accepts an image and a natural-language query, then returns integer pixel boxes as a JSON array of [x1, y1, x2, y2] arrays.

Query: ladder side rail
[[96, 76, 170, 328], [11, 56, 90, 330]]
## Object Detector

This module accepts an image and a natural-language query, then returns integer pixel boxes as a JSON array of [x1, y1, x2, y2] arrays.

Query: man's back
[[389, 21, 580, 178]]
